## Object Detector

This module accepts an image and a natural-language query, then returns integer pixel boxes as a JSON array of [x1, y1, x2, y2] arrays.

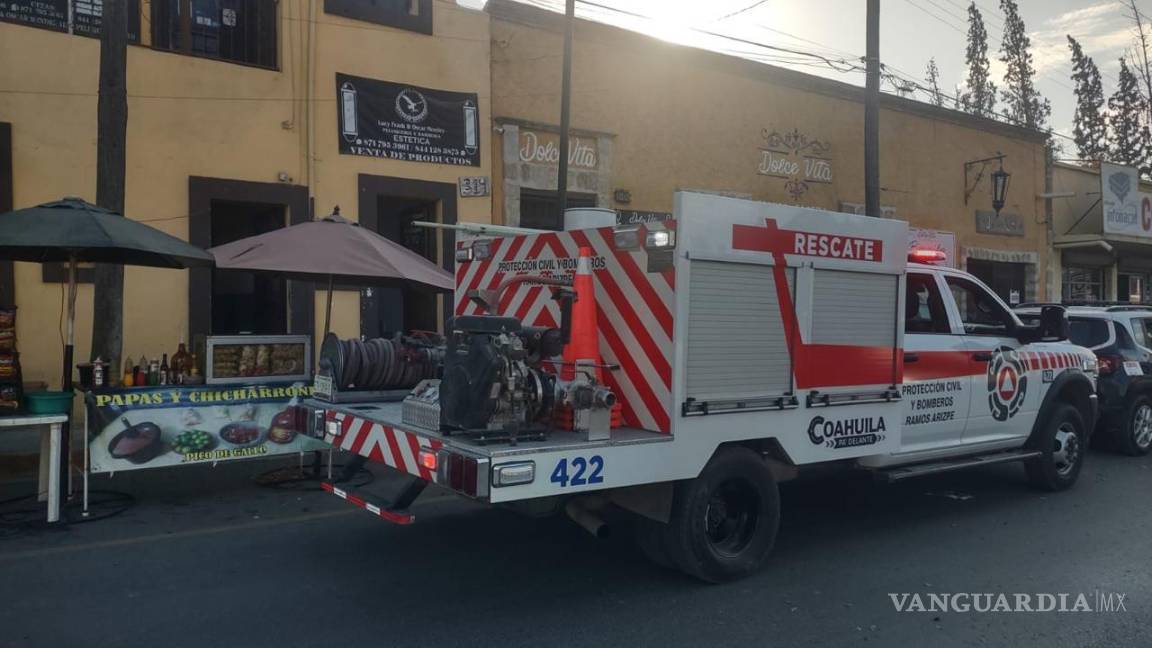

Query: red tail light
[[446, 453, 478, 497], [1096, 354, 1122, 375]]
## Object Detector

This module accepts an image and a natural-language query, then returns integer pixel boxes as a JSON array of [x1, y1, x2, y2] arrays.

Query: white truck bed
[[306, 398, 671, 459]]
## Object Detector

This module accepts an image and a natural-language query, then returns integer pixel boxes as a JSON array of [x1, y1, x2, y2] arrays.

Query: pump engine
[[435, 314, 614, 443]]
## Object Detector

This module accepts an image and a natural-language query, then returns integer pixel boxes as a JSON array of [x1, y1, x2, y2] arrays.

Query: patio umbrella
[[208, 209, 454, 336], [0, 197, 216, 387]]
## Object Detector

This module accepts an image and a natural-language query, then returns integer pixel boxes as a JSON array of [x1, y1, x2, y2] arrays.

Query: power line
[[901, 0, 966, 34], [880, 63, 1078, 143], [712, 0, 770, 22], [575, 0, 867, 72], [554, 0, 1075, 135], [900, 0, 1075, 92], [939, 0, 1006, 30]]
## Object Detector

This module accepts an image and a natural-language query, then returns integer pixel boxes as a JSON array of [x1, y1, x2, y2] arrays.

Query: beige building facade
[[1, 0, 494, 386], [2, 0, 1057, 389], [487, 0, 1051, 309]]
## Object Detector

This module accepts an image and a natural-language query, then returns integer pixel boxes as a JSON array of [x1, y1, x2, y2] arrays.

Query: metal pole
[[324, 274, 334, 337], [864, 0, 881, 217], [59, 255, 77, 505], [1044, 146, 1055, 300], [556, 0, 576, 223]]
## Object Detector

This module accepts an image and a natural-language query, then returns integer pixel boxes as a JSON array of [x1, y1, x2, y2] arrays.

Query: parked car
[[1016, 303, 1152, 456]]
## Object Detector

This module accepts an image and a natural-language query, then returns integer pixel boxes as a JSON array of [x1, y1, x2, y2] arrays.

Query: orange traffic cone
[[562, 247, 599, 381], [556, 246, 623, 429]]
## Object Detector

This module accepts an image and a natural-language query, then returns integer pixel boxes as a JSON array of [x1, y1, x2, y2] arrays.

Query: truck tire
[[662, 447, 780, 583], [1025, 403, 1087, 491], [1115, 394, 1152, 457]]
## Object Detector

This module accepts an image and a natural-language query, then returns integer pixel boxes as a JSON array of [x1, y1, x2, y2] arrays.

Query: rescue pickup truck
[[302, 192, 1097, 582]]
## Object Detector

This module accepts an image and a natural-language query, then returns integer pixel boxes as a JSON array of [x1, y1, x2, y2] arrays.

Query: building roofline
[[486, 0, 1048, 145]]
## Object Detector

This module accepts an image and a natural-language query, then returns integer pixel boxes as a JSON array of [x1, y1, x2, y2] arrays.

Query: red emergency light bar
[[908, 249, 947, 264]]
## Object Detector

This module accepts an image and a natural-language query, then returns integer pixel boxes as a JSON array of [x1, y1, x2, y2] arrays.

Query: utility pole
[[556, 0, 576, 224], [864, 0, 881, 217], [92, 0, 128, 369]]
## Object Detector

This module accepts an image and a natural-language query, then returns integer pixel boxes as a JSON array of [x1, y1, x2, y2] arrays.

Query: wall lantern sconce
[[964, 152, 1010, 215], [990, 163, 1011, 215]]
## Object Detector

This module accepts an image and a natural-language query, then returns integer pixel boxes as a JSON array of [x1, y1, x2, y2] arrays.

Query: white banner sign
[[1101, 162, 1152, 238]]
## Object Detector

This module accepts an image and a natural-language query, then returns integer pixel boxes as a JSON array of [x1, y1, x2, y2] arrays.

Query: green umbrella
[[0, 197, 214, 504], [0, 196, 213, 385]]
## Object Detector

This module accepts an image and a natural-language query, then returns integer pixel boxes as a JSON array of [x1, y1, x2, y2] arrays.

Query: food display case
[[204, 335, 311, 385]]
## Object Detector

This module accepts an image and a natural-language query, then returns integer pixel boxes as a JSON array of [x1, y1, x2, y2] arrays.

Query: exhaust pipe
[[565, 498, 610, 539]]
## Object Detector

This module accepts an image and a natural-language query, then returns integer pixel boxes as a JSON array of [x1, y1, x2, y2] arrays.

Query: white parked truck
[[302, 192, 1097, 582]]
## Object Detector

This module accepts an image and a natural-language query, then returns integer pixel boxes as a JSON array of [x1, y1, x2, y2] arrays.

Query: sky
[[459, 0, 1150, 155]]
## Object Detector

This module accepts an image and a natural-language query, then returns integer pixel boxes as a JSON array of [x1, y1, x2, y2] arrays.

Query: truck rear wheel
[[1025, 403, 1086, 491], [661, 447, 780, 583]]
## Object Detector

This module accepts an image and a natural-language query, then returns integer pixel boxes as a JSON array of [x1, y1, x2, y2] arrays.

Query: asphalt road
[[1, 451, 1149, 648]]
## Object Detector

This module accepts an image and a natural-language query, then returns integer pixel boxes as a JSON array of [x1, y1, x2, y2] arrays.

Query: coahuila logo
[[807, 415, 886, 449], [987, 347, 1027, 421]]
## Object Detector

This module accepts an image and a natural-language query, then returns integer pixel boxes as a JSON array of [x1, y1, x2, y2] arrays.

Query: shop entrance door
[[210, 200, 288, 335], [360, 196, 439, 339], [357, 176, 457, 339], [1118, 273, 1149, 303], [966, 259, 1027, 306]]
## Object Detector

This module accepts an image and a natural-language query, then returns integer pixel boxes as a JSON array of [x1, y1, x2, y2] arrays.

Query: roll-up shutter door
[[810, 270, 898, 347], [687, 260, 793, 400]]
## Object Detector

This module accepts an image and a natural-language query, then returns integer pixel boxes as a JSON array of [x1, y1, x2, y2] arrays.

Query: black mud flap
[[321, 474, 428, 525]]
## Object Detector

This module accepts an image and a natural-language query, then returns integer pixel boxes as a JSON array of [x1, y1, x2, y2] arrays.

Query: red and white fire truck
[[303, 192, 1097, 582]]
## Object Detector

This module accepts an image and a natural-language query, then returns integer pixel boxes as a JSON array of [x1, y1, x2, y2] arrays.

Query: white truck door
[[941, 274, 1036, 445], [899, 271, 971, 452]]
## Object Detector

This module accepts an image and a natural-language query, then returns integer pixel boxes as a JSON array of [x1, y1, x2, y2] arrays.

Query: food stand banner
[[86, 382, 326, 472]]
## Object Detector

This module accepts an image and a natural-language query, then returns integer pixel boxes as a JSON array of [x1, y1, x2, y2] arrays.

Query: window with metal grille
[[152, 0, 277, 69]]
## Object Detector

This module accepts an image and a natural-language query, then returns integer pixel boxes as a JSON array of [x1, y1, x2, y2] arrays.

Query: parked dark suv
[[1016, 304, 1152, 456]]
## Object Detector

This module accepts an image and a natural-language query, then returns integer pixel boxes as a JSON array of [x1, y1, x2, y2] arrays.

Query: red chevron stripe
[[569, 229, 672, 387], [594, 228, 674, 339], [350, 420, 374, 455], [384, 426, 408, 474], [595, 299, 670, 431]]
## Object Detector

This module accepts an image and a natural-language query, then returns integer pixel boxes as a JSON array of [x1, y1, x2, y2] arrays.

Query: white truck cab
[[873, 261, 1099, 472], [301, 192, 1097, 582]]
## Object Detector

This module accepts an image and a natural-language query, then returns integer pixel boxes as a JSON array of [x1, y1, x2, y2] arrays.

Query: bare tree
[[1123, 0, 1152, 130]]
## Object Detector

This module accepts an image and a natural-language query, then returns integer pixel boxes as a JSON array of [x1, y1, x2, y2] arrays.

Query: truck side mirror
[[1038, 305, 1069, 342]]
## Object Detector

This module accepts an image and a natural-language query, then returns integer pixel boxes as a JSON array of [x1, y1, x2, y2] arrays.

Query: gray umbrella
[[0, 197, 214, 384], [209, 209, 453, 336]]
